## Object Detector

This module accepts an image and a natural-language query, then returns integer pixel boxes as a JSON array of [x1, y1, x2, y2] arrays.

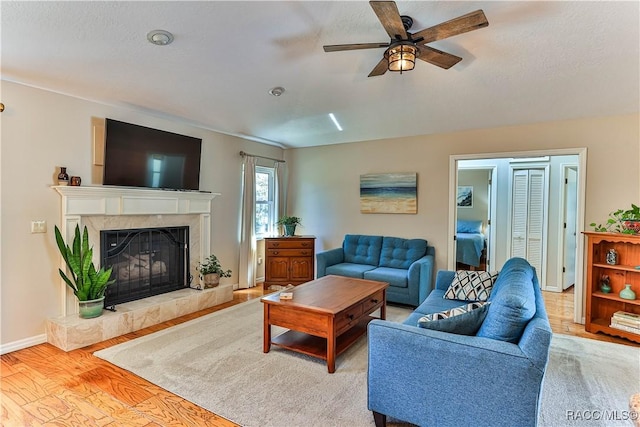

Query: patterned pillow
[[417, 302, 490, 335], [444, 270, 499, 301]]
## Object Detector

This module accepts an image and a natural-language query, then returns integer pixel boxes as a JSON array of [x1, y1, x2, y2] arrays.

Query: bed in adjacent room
[[456, 219, 486, 269]]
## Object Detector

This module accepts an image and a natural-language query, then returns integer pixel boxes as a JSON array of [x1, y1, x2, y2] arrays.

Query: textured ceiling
[[2, 1, 639, 148]]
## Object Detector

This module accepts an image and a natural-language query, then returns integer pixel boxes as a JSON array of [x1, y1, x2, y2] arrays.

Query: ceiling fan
[[323, 1, 489, 77]]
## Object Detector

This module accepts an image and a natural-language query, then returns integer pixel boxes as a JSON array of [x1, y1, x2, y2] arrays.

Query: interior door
[[562, 167, 578, 289]]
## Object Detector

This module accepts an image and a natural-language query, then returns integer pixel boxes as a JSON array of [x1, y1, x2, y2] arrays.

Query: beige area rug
[[95, 299, 640, 427]]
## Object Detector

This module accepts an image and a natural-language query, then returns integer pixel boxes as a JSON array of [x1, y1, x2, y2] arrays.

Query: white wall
[[0, 81, 283, 349], [285, 114, 640, 281]]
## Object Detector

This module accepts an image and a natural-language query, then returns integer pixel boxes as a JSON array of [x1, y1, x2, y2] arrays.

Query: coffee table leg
[[327, 329, 336, 373], [380, 290, 387, 320], [263, 305, 271, 353]]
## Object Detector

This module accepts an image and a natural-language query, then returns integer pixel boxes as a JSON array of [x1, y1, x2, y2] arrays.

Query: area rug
[[95, 299, 640, 427]]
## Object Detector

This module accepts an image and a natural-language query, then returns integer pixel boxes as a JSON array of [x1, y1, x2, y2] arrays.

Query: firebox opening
[[101, 226, 189, 308]]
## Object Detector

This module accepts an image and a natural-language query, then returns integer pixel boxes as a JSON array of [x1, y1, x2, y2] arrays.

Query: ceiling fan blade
[[323, 42, 389, 53], [368, 57, 389, 77], [412, 10, 489, 44], [370, 1, 407, 40], [417, 46, 462, 69]]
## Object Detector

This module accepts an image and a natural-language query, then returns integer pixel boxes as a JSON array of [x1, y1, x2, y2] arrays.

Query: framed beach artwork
[[360, 173, 417, 214], [457, 186, 473, 208]]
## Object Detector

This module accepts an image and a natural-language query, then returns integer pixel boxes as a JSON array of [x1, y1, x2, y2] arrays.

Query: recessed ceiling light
[[268, 87, 285, 97], [147, 30, 174, 46]]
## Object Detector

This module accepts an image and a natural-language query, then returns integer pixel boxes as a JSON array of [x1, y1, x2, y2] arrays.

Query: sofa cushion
[[364, 267, 408, 288], [477, 258, 536, 343], [417, 302, 490, 335], [444, 270, 498, 301], [379, 237, 427, 269], [343, 235, 383, 266], [414, 289, 469, 315], [326, 263, 377, 279]]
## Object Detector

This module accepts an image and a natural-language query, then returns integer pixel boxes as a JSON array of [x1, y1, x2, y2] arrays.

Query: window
[[255, 166, 275, 237]]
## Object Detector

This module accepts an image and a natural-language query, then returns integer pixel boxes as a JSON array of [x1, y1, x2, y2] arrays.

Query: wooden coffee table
[[261, 275, 388, 373]]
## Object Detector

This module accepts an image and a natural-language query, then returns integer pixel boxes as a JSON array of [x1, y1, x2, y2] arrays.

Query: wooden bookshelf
[[584, 232, 640, 344]]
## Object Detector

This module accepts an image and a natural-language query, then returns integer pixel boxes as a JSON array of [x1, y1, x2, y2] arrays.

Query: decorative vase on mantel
[[620, 284, 636, 301], [57, 167, 69, 186]]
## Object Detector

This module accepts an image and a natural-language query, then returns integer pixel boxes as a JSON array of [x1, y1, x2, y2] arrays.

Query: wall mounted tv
[[103, 119, 202, 190]]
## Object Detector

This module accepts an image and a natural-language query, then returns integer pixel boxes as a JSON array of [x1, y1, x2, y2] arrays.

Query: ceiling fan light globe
[[385, 43, 416, 73]]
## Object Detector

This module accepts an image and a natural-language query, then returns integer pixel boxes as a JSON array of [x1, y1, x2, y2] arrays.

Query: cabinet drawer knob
[[348, 314, 355, 320], [300, 251, 309, 255], [273, 251, 279, 255], [372, 299, 379, 304]]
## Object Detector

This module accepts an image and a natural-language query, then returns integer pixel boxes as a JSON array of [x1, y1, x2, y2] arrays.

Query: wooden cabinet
[[584, 232, 640, 343], [264, 236, 315, 287]]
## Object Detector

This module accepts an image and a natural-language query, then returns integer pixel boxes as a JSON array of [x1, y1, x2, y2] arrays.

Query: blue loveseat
[[368, 257, 552, 427], [316, 234, 435, 306]]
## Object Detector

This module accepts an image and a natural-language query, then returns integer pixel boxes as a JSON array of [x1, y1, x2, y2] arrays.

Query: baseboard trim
[[1, 334, 47, 355]]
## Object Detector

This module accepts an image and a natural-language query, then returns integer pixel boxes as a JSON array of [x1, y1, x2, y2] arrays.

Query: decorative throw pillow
[[417, 302, 490, 335], [444, 270, 499, 301]]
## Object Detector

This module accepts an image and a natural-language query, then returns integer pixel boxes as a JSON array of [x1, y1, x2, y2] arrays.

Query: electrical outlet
[[30, 220, 47, 233]]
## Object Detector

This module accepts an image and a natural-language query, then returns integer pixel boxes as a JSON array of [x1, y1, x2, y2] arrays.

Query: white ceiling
[[2, 1, 639, 149]]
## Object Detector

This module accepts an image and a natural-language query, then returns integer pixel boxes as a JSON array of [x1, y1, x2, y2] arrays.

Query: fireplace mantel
[[53, 185, 220, 216], [54, 185, 220, 315]]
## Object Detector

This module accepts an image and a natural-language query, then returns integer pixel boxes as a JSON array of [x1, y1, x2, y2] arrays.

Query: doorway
[[449, 148, 586, 324]]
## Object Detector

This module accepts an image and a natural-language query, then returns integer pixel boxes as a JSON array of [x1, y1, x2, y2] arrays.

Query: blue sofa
[[316, 234, 435, 306], [367, 257, 552, 427]]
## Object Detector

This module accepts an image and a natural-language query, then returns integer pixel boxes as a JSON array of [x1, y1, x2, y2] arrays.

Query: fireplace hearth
[[101, 226, 190, 308]]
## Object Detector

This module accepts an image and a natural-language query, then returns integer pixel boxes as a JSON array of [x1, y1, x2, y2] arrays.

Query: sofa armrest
[[367, 320, 546, 427], [408, 251, 435, 304], [315, 248, 344, 278]]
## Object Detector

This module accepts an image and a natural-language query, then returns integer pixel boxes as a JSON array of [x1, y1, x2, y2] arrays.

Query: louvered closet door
[[510, 169, 545, 274]]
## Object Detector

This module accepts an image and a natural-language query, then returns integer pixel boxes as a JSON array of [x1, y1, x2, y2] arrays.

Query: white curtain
[[274, 160, 287, 232], [238, 156, 257, 289]]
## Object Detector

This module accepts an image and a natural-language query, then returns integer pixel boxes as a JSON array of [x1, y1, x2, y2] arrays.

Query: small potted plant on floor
[[197, 254, 232, 288], [591, 204, 640, 234], [54, 225, 115, 318], [276, 216, 302, 237]]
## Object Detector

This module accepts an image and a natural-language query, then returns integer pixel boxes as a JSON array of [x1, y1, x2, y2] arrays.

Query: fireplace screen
[[101, 226, 189, 307]]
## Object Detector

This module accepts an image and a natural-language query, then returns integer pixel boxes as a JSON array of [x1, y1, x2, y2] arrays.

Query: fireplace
[[48, 186, 234, 352], [101, 226, 190, 307]]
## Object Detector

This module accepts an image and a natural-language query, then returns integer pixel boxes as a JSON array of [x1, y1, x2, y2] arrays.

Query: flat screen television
[[103, 119, 202, 190]]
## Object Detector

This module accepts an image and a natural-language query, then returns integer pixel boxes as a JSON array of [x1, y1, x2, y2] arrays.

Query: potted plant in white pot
[[276, 215, 302, 237], [197, 254, 232, 288], [54, 225, 115, 318]]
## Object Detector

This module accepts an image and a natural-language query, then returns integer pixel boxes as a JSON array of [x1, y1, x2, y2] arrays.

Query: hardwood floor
[[2, 285, 637, 426]]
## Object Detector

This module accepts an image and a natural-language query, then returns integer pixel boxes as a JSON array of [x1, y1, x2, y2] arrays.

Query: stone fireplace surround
[[47, 186, 232, 351]]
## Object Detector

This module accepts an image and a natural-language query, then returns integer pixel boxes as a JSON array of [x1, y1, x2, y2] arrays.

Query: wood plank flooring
[[2, 285, 637, 426]]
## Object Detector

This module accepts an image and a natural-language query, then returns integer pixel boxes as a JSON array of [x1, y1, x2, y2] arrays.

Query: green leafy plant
[[590, 204, 640, 234], [197, 254, 232, 277], [276, 216, 302, 227], [54, 225, 115, 301]]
